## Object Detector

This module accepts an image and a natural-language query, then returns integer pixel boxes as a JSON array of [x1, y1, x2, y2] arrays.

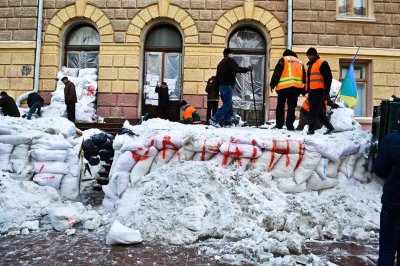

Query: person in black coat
[[155, 81, 169, 119], [24, 92, 44, 120], [0, 91, 20, 117], [374, 109, 400, 265]]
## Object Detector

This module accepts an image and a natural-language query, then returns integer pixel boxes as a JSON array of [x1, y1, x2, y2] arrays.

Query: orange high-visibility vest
[[302, 98, 328, 112], [305, 58, 325, 90], [276, 56, 304, 91]]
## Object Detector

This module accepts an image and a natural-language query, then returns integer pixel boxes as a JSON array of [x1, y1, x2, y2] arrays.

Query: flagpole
[[334, 46, 361, 103]]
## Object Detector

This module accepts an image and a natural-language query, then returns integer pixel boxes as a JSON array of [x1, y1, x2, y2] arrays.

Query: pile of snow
[[0, 116, 82, 199], [20, 67, 99, 122], [102, 112, 379, 264]]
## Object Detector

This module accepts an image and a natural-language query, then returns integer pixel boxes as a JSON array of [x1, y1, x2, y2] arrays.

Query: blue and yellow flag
[[340, 63, 359, 108]]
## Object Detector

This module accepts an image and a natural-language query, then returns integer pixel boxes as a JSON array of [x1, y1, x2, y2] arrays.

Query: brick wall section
[[293, 0, 400, 49], [0, 0, 38, 41]]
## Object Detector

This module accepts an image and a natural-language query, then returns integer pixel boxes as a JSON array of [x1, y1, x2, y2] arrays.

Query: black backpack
[[205, 76, 217, 93]]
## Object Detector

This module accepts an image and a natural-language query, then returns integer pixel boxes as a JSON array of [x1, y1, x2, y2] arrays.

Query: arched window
[[228, 27, 266, 124], [142, 24, 183, 121], [64, 24, 100, 68]]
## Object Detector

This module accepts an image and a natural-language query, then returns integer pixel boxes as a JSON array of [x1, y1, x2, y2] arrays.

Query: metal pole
[[250, 71, 258, 128], [287, 0, 293, 50]]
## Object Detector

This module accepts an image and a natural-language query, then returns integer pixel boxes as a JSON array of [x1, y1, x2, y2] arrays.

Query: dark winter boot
[[324, 123, 335, 135]]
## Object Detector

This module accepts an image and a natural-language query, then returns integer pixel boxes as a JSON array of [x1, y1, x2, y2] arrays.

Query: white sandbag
[[270, 154, 300, 179], [32, 135, 73, 150], [69, 156, 82, 177], [112, 151, 138, 174], [305, 137, 359, 162], [0, 152, 12, 171], [219, 142, 262, 158], [102, 184, 119, 201], [169, 148, 195, 163], [31, 149, 68, 162], [59, 174, 80, 200], [339, 153, 362, 178], [182, 136, 222, 153], [251, 151, 282, 172], [33, 162, 69, 174], [306, 172, 338, 191], [60, 66, 79, 77], [210, 153, 233, 167], [263, 139, 304, 155], [130, 156, 156, 186], [277, 178, 307, 193], [154, 134, 182, 150], [294, 151, 321, 184], [192, 151, 215, 161], [106, 220, 142, 245], [0, 135, 31, 145], [48, 206, 78, 231], [0, 124, 17, 135], [78, 68, 97, 77], [116, 172, 130, 196], [315, 158, 340, 179], [150, 149, 176, 171], [0, 143, 13, 153], [33, 173, 63, 189], [102, 197, 116, 211], [120, 144, 158, 157], [330, 108, 354, 132], [352, 156, 368, 182], [222, 135, 263, 149], [10, 144, 29, 160]]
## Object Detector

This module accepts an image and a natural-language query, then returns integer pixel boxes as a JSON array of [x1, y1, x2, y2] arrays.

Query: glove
[[247, 65, 254, 72]]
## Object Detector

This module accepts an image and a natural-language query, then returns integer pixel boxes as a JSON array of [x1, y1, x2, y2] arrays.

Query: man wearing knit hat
[[374, 108, 400, 265], [304, 47, 335, 135], [270, 49, 305, 130]]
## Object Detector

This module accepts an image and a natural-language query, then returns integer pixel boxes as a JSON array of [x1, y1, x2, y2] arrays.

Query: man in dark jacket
[[305, 47, 334, 135], [0, 91, 20, 117], [270, 49, 305, 130], [23, 92, 44, 120], [209, 48, 251, 127], [155, 81, 169, 119], [61, 76, 77, 122], [374, 109, 400, 266], [205, 76, 219, 123]]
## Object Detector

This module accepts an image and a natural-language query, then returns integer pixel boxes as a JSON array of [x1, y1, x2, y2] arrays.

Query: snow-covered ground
[[0, 113, 382, 265]]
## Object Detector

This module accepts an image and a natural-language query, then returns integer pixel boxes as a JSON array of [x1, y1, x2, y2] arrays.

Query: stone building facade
[[0, 0, 399, 125]]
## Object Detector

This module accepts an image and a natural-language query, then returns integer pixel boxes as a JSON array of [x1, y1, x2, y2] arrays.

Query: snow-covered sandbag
[[115, 172, 130, 196], [59, 174, 80, 200], [0, 143, 13, 153], [181, 136, 222, 153], [277, 178, 307, 193], [120, 144, 158, 157], [330, 108, 354, 132], [219, 142, 262, 158], [31, 135, 73, 150], [154, 134, 182, 150], [169, 148, 195, 163], [315, 158, 340, 179], [0, 135, 31, 145], [210, 153, 233, 167], [130, 156, 156, 186], [33, 162, 69, 175], [271, 154, 300, 179], [60, 66, 79, 77], [102, 197, 115, 211], [10, 144, 29, 160], [31, 149, 68, 162], [294, 151, 321, 184], [339, 153, 362, 178], [192, 151, 215, 161], [232, 158, 251, 172], [48, 206, 78, 231], [78, 68, 97, 77], [251, 151, 282, 172], [112, 151, 137, 174], [263, 139, 304, 155], [223, 135, 263, 149], [0, 124, 17, 135], [306, 172, 338, 191], [102, 184, 119, 201], [179, 206, 206, 231], [304, 137, 358, 162], [106, 220, 142, 245], [33, 173, 63, 189], [69, 156, 82, 177], [352, 156, 368, 182], [0, 153, 12, 171], [150, 148, 176, 171]]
